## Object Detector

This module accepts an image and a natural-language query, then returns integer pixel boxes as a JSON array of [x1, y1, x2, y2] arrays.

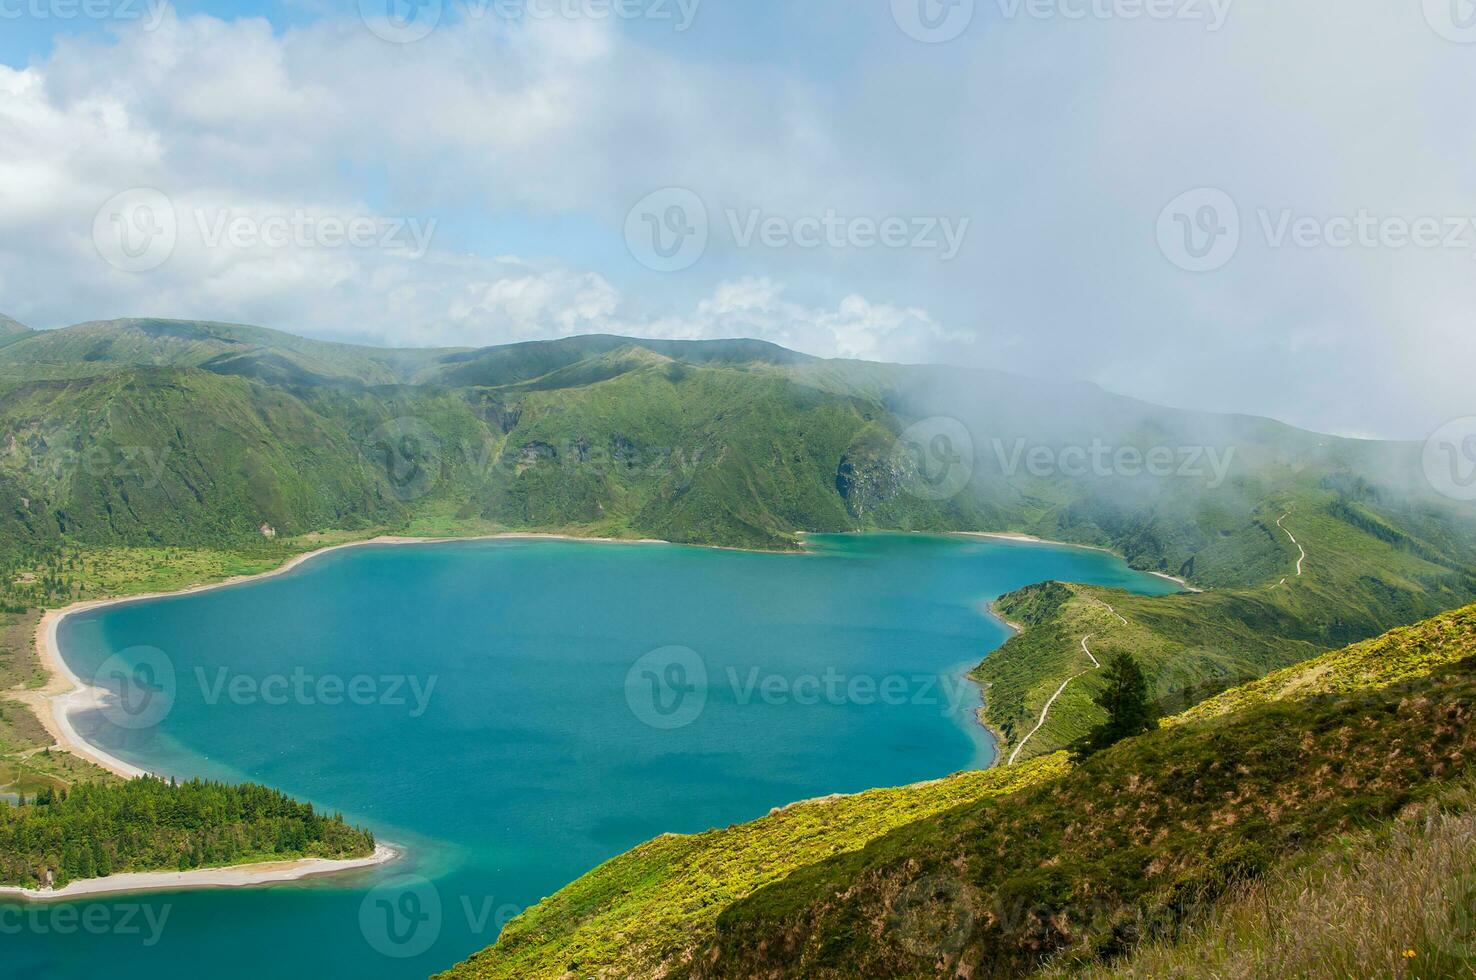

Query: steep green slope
[[976, 483, 1476, 762], [1056, 777, 1476, 979], [702, 616, 1476, 977], [442, 602, 1476, 978], [442, 758, 1068, 980], [0, 368, 416, 548]]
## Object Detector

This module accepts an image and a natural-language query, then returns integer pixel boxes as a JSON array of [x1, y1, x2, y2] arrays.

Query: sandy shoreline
[[0, 843, 399, 903], [956, 531, 1204, 593]]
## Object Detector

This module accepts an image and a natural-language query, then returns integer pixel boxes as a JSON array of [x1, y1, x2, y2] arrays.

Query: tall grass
[[1055, 786, 1476, 979]]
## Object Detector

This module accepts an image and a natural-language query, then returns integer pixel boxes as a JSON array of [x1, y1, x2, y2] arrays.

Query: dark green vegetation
[[443, 758, 1070, 980], [706, 657, 1476, 976], [1055, 777, 1476, 978], [704, 615, 1476, 977], [1072, 650, 1157, 758], [976, 581, 1321, 763], [4, 317, 1474, 575], [446, 602, 1476, 978], [0, 777, 375, 888]]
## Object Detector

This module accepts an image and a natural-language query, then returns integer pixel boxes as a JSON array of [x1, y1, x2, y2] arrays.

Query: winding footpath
[[1093, 597, 1128, 626], [1007, 633, 1099, 765], [1277, 510, 1307, 579]]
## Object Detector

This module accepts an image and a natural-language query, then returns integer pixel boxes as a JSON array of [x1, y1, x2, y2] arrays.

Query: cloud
[[0, 8, 952, 364], [2, 1, 1474, 438]]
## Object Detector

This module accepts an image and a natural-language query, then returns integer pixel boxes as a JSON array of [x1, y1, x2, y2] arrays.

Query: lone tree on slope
[[1074, 651, 1159, 758]]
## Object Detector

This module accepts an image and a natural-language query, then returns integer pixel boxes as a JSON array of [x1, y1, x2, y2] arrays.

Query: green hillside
[[4, 319, 1472, 572], [441, 602, 1476, 978], [0, 315, 30, 351]]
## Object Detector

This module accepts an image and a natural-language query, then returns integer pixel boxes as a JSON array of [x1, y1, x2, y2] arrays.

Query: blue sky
[[2, 0, 1473, 439]]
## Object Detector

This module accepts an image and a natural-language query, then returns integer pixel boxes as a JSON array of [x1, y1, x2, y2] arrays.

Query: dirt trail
[[1277, 511, 1306, 577], [1008, 634, 1098, 765]]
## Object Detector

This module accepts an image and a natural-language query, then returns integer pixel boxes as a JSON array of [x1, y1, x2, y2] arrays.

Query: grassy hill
[[441, 602, 1476, 978], [3, 318, 1472, 567]]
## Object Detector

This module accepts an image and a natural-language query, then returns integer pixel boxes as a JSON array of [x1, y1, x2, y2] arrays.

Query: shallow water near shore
[[6, 533, 1177, 977]]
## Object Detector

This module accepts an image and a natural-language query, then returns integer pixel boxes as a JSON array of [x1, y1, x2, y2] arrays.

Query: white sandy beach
[[957, 531, 1204, 592], [0, 843, 399, 902]]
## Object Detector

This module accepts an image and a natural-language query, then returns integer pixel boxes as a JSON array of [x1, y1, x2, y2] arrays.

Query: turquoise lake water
[[5, 534, 1178, 977]]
